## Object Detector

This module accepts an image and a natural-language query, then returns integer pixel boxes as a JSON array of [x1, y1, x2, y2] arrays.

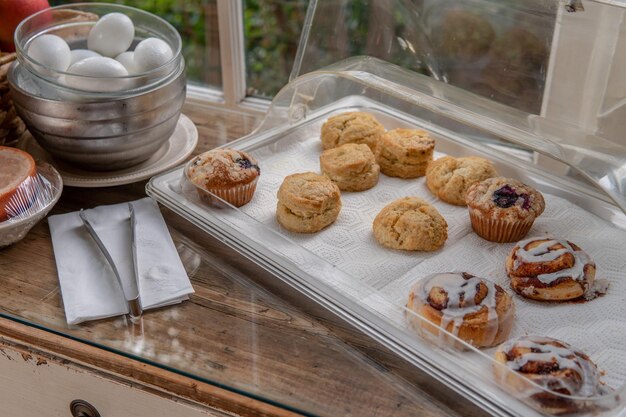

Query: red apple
[[0, 0, 51, 52]]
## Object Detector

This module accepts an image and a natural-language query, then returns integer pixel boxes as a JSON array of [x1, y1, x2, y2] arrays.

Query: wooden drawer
[[0, 341, 232, 417]]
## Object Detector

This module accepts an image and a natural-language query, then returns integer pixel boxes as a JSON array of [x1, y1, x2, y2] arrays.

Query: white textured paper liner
[[231, 133, 626, 391]]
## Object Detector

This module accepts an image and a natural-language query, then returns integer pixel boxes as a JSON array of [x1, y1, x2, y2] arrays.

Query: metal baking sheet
[[147, 96, 626, 417]]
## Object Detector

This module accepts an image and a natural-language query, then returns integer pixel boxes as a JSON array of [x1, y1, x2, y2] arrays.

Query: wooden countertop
[[0, 101, 489, 417]]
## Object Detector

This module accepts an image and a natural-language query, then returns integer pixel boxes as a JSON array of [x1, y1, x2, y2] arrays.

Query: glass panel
[[291, 0, 626, 211], [0, 105, 484, 416], [243, 0, 309, 98], [291, 0, 555, 114], [0, 194, 478, 417], [423, 0, 555, 114], [147, 58, 626, 415], [50, 0, 222, 89]]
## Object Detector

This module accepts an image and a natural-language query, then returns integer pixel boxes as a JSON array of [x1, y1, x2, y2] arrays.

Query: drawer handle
[[70, 400, 101, 417]]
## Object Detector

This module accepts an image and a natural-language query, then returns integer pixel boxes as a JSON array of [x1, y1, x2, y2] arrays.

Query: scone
[[319, 143, 379, 191], [276, 172, 341, 233], [186, 148, 260, 207], [465, 177, 545, 242], [506, 237, 596, 301], [320, 112, 385, 151], [494, 336, 605, 415], [406, 272, 515, 349], [425, 156, 497, 205], [373, 197, 447, 251], [375, 128, 435, 178]]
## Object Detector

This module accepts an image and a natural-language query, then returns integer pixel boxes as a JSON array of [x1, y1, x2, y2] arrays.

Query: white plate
[[20, 114, 198, 188]]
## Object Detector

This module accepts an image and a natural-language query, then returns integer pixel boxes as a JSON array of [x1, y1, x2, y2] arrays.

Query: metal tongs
[[79, 204, 143, 320]]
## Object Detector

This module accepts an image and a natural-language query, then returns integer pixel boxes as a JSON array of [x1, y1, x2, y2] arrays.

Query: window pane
[[290, 0, 554, 114], [49, 0, 222, 89], [243, 0, 309, 98]]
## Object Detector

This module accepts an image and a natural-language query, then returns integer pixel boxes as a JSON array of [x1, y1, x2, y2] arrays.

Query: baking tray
[[147, 96, 626, 417]]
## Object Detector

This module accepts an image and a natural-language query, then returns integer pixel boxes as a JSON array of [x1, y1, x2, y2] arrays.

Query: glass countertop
[[0, 105, 486, 417]]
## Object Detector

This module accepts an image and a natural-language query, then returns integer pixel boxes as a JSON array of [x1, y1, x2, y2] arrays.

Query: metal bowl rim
[[8, 59, 186, 104], [14, 2, 183, 82], [23, 109, 183, 141]]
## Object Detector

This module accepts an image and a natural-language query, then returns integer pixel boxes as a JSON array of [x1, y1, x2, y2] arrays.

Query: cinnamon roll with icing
[[494, 336, 605, 415], [506, 237, 596, 301], [406, 272, 515, 348]]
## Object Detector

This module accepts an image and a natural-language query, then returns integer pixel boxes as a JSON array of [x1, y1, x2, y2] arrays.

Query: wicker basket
[[0, 52, 26, 147]]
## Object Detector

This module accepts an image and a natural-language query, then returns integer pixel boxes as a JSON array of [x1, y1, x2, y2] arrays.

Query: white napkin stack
[[48, 198, 194, 325]]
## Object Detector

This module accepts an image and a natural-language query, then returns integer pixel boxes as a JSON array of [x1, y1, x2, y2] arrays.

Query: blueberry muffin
[[276, 172, 342, 233], [320, 112, 385, 151], [425, 156, 497, 205], [320, 143, 380, 191], [465, 177, 545, 242], [376, 128, 435, 178], [373, 197, 447, 251], [186, 148, 260, 207]]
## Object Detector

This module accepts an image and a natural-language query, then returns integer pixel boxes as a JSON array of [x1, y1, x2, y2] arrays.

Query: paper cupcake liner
[[469, 212, 535, 243], [198, 177, 259, 208]]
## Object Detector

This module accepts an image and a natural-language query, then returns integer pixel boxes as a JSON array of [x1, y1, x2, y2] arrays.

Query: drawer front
[[0, 344, 233, 417]]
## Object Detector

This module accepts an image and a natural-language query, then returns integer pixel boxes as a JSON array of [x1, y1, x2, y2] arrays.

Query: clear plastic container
[[148, 1, 626, 416]]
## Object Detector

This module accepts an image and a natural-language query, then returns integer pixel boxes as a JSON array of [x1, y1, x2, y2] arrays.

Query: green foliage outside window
[[243, 0, 309, 97]]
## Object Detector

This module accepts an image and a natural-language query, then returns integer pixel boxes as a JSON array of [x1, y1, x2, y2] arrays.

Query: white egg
[[133, 37, 173, 72], [87, 13, 135, 57], [65, 57, 129, 92], [70, 49, 101, 65], [28, 34, 71, 72], [115, 51, 138, 74]]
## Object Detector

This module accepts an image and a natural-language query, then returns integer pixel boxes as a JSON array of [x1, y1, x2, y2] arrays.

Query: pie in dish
[[0, 146, 37, 222]]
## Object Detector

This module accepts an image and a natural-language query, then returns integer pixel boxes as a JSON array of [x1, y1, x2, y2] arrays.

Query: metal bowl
[[7, 3, 186, 171], [9, 60, 186, 170]]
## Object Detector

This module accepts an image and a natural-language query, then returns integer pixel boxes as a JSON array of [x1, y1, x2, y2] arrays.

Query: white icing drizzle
[[513, 237, 592, 285], [418, 272, 500, 345], [501, 336, 602, 398]]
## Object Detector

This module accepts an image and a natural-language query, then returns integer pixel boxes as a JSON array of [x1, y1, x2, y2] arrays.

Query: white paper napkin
[[48, 197, 194, 325]]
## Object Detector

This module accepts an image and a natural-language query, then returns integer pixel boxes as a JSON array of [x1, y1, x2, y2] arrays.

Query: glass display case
[[148, 0, 626, 416]]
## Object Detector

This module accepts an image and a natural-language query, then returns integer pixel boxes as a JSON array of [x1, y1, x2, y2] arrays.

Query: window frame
[[187, 0, 269, 116]]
